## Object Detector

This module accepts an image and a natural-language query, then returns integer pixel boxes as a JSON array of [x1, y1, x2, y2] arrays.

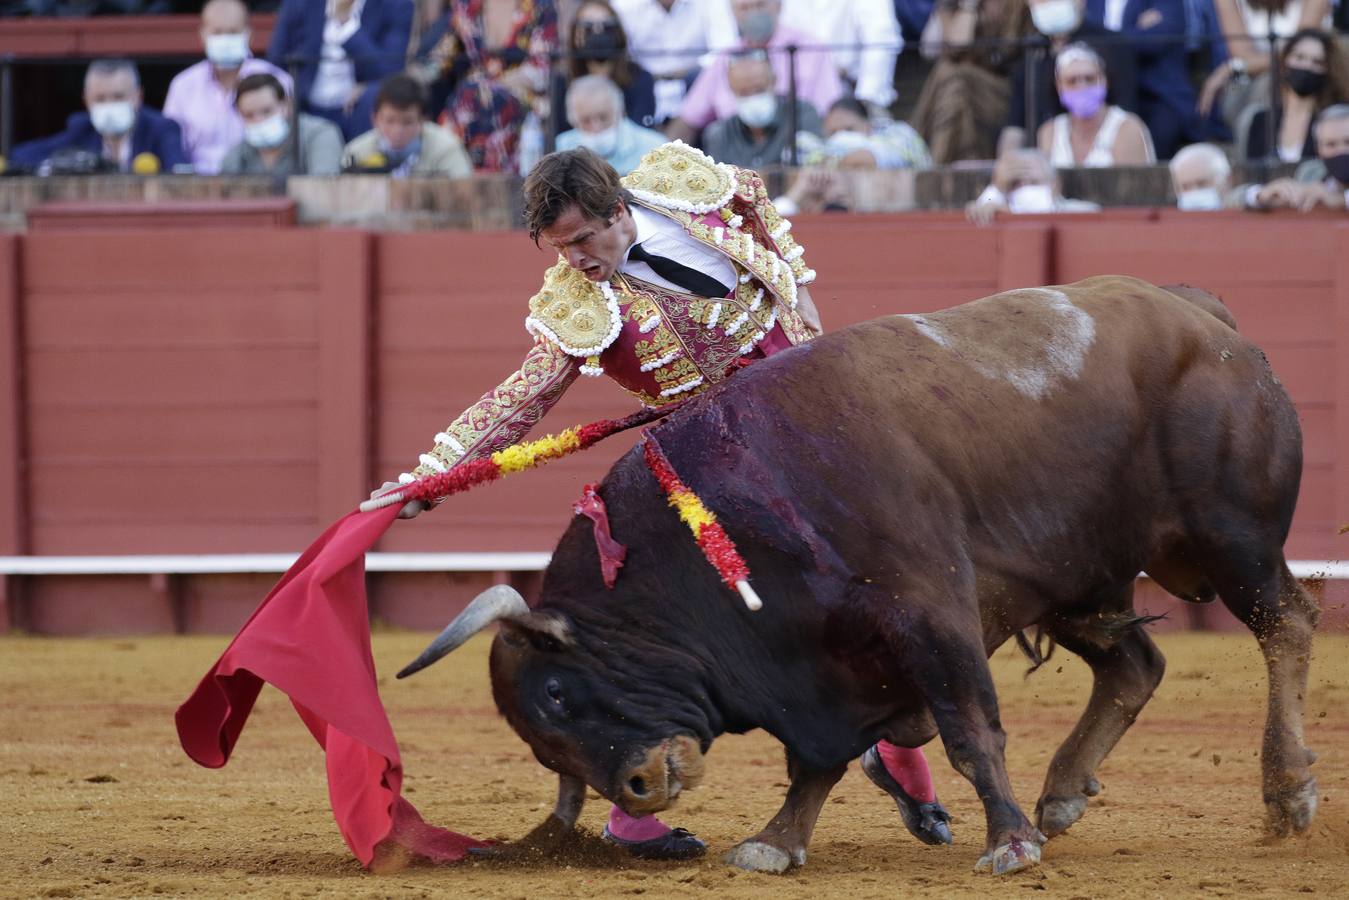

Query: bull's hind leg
[[1035, 587, 1166, 836], [1210, 557, 1320, 835], [902, 615, 1044, 874], [724, 754, 847, 873]]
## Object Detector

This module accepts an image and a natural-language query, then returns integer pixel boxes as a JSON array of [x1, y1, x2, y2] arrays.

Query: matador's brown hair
[[523, 148, 633, 245]]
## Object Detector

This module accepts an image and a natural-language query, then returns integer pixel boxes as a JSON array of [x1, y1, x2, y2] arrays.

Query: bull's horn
[[396, 584, 529, 679]]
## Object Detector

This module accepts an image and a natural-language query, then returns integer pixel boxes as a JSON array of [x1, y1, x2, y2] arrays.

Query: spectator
[[966, 147, 1100, 223], [1200, 0, 1332, 130], [267, 0, 414, 141], [341, 73, 472, 175], [555, 75, 667, 174], [998, 0, 1140, 158], [1084, 0, 1226, 158], [808, 95, 931, 168], [164, 0, 293, 175], [910, 0, 1032, 162], [779, 0, 903, 116], [1240, 103, 1349, 210], [1243, 29, 1349, 162], [552, 0, 659, 130], [1037, 43, 1155, 166], [670, 0, 844, 142], [9, 59, 186, 174], [220, 72, 344, 175], [418, 0, 558, 172], [610, 0, 740, 122], [700, 50, 822, 167], [1168, 142, 1234, 209]]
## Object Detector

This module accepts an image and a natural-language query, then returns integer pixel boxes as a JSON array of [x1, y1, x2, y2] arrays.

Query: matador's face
[[540, 200, 638, 283]]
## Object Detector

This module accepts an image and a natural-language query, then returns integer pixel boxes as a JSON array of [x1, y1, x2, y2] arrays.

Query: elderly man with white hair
[[966, 148, 1100, 225], [1169, 143, 1233, 211], [555, 75, 668, 175]]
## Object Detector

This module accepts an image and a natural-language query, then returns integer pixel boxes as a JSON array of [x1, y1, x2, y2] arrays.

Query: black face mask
[[578, 23, 623, 57], [1324, 152, 1349, 185], [1286, 66, 1327, 98]]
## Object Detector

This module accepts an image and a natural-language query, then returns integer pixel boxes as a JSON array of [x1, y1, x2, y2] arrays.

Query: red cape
[[175, 504, 489, 868]]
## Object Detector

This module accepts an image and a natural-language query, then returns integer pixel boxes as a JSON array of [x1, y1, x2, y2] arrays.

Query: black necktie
[[627, 243, 730, 298]]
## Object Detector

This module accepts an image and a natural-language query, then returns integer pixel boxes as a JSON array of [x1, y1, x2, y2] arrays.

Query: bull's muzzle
[[615, 735, 706, 816]]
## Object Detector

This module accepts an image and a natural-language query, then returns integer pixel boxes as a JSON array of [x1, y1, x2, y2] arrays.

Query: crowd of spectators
[[3, 0, 1348, 217]]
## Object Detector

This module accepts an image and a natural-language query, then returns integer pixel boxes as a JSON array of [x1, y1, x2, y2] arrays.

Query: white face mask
[[576, 124, 620, 157], [205, 32, 251, 68], [89, 100, 136, 136], [736, 91, 778, 129], [1008, 183, 1056, 213], [1030, 0, 1081, 35], [244, 113, 289, 149], [1176, 186, 1223, 211]]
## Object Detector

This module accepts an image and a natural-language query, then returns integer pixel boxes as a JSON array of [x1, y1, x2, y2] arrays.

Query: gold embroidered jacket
[[400, 141, 817, 484]]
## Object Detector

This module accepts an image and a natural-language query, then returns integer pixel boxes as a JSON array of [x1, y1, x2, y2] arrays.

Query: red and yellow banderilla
[[360, 407, 762, 611]]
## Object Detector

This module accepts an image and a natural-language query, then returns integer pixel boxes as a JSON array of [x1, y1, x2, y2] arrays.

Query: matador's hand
[[372, 481, 429, 520]]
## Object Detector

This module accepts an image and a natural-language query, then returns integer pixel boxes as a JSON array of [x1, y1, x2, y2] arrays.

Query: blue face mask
[[378, 135, 422, 168]]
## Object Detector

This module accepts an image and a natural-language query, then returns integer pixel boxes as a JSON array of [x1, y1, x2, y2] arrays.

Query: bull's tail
[[1015, 611, 1168, 677], [1162, 283, 1239, 331]]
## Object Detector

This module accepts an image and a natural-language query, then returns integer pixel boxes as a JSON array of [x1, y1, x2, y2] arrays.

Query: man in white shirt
[[778, 0, 902, 116], [611, 0, 741, 122], [164, 0, 293, 175]]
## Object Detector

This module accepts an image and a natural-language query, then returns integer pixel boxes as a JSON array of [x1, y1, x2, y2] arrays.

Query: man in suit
[[10, 59, 187, 174], [266, 0, 413, 140], [1084, 0, 1227, 158]]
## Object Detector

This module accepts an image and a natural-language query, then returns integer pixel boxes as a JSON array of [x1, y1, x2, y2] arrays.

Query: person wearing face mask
[[341, 73, 472, 176], [1037, 44, 1154, 167], [10, 58, 187, 175], [668, 0, 843, 145], [219, 73, 344, 176], [1240, 105, 1349, 210], [555, 76, 667, 175], [700, 51, 823, 169], [164, 0, 293, 175], [1242, 29, 1349, 163], [1169, 142, 1236, 210], [552, 1, 658, 131], [966, 148, 1100, 224], [997, 0, 1138, 159]]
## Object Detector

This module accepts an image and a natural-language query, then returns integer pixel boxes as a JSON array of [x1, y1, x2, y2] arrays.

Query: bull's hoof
[[1265, 777, 1318, 837], [973, 838, 1042, 875], [1083, 776, 1102, 797], [724, 840, 801, 874], [1035, 794, 1088, 837]]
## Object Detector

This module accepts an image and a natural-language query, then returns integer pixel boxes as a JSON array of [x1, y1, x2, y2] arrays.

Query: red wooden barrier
[[0, 15, 277, 59], [1, 211, 1346, 633]]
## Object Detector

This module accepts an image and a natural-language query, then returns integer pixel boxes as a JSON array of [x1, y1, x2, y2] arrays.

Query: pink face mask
[[1059, 83, 1107, 118]]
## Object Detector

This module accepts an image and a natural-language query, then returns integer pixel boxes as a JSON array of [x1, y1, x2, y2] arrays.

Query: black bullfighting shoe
[[860, 745, 954, 846], [601, 826, 708, 860]]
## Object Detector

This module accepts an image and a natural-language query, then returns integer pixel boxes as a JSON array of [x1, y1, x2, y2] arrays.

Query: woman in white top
[[1036, 44, 1155, 168]]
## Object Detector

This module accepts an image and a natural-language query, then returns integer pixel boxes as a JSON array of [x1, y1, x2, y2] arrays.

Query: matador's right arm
[[397, 338, 580, 484]]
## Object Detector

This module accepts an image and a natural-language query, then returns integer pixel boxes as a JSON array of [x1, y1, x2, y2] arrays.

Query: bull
[[399, 275, 1319, 874]]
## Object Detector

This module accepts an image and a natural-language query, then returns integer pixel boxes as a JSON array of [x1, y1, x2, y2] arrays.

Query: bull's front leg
[[470, 774, 588, 860], [724, 753, 847, 874], [904, 618, 1045, 874]]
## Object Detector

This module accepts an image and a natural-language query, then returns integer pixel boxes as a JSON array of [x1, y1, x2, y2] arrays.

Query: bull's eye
[[544, 677, 564, 704]]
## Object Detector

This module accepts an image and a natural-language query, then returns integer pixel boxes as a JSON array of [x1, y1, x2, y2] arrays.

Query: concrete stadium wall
[[1, 211, 1347, 634]]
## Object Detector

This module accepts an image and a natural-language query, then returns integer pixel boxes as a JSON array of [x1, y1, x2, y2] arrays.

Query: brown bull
[[403, 275, 1319, 874]]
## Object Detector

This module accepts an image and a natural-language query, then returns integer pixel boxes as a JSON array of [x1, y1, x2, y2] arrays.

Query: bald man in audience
[[165, 0, 293, 174], [1168, 143, 1234, 210]]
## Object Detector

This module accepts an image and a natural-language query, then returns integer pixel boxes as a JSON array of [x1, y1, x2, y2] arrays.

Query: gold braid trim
[[411, 340, 580, 477], [734, 169, 816, 286]]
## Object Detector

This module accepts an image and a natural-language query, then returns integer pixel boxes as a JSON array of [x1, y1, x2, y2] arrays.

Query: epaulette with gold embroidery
[[622, 140, 737, 214], [525, 260, 622, 375]]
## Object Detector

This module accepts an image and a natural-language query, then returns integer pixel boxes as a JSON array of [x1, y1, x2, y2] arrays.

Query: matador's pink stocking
[[877, 741, 936, 803]]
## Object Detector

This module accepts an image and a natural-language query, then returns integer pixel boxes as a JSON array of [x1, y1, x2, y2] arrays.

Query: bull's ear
[[499, 610, 575, 653]]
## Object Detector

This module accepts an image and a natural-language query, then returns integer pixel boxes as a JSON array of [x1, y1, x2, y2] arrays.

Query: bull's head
[[399, 585, 709, 818]]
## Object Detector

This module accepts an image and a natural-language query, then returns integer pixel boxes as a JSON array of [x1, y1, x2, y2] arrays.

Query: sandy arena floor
[[2, 630, 1348, 899]]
